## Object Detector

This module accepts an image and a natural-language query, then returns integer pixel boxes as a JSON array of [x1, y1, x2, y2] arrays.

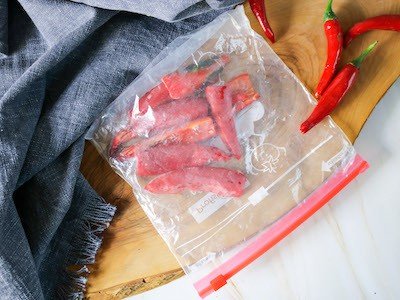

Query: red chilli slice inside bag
[[136, 144, 231, 176], [138, 82, 171, 114], [109, 98, 209, 156], [206, 85, 242, 158], [228, 73, 260, 110], [145, 166, 246, 197], [162, 55, 231, 99], [113, 73, 260, 159], [133, 97, 209, 136], [110, 71, 257, 157], [117, 117, 217, 160]]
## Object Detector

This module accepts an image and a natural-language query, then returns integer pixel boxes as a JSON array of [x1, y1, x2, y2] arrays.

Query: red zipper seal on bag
[[194, 154, 369, 298]]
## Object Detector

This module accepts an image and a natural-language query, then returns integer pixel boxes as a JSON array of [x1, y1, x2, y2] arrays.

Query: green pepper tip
[[351, 41, 378, 68], [323, 0, 337, 21]]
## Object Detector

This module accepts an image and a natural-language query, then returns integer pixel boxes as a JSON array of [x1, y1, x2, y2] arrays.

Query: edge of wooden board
[[86, 269, 184, 299]]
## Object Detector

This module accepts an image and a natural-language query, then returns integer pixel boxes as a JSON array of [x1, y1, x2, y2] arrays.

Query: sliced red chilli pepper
[[344, 15, 400, 47], [314, 0, 343, 99], [111, 83, 260, 159], [162, 54, 230, 99], [136, 144, 231, 176], [301, 41, 377, 134], [109, 128, 136, 158], [145, 166, 246, 197], [137, 56, 226, 114], [109, 98, 209, 156], [249, 0, 275, 43], [117, 117, 217, 160], [133, 97, 209, 136], [138, 82, 171, 114], [227, 73, 260, 110], [206, 85, 242, 158]]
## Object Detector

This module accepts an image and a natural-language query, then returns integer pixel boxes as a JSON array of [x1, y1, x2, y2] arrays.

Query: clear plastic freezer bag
[[87, 6, 368, 298]]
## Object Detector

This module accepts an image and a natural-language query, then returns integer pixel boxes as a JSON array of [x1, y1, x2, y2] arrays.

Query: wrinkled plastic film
[[87, 6, 367, 298]]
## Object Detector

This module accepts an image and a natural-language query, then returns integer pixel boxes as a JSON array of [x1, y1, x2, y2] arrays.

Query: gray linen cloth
[[0, 0, 241, 298]]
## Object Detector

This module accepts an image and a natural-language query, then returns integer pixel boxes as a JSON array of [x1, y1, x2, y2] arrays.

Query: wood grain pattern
[[83, 1, 400, 298]]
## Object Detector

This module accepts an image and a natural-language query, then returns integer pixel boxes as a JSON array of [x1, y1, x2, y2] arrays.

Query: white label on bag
[[189, 194, 232, 224]]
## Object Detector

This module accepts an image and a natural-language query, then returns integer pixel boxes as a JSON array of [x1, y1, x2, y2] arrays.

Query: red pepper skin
[[162, 55, 230, 99], [314, 0, 343, 99], [111, 78, 260, 158], [145, 166, 246, 197], [109, 98, 209, 157], [301, 41, 377, 134], [138, 82, 171, 114], [117, 117, 217, 160], [133, 98, 209, 136], [136, 144, 231, 176], [206, 85, 242, 158], [227, 73, 260, 110], [344, 15, 400, 47], [249, 0, 275, 43], [109, 128, 136, 158], [138, 55, 229, 113], [302, 65, 357, 133]]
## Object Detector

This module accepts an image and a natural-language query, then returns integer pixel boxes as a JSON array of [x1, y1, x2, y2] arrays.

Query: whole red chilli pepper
[[344, 15, 400, 47], [314, 0, 343, 99], [249, 0, 275, 43], [301, 41, 377, 134]]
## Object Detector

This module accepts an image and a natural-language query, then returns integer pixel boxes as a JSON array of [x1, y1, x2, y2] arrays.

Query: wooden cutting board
[[82, 1, 400, 298]]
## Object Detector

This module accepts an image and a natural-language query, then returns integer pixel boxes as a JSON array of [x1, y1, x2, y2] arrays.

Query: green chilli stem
[[351, 41, 378, 68], [323, 0, 336, 21]]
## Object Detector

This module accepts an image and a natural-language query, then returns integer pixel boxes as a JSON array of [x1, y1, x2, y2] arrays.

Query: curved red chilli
[[344, 15, 400, 47]]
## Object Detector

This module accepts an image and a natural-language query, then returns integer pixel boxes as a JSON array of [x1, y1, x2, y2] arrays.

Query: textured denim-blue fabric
[[0, 0, 241, 298]]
